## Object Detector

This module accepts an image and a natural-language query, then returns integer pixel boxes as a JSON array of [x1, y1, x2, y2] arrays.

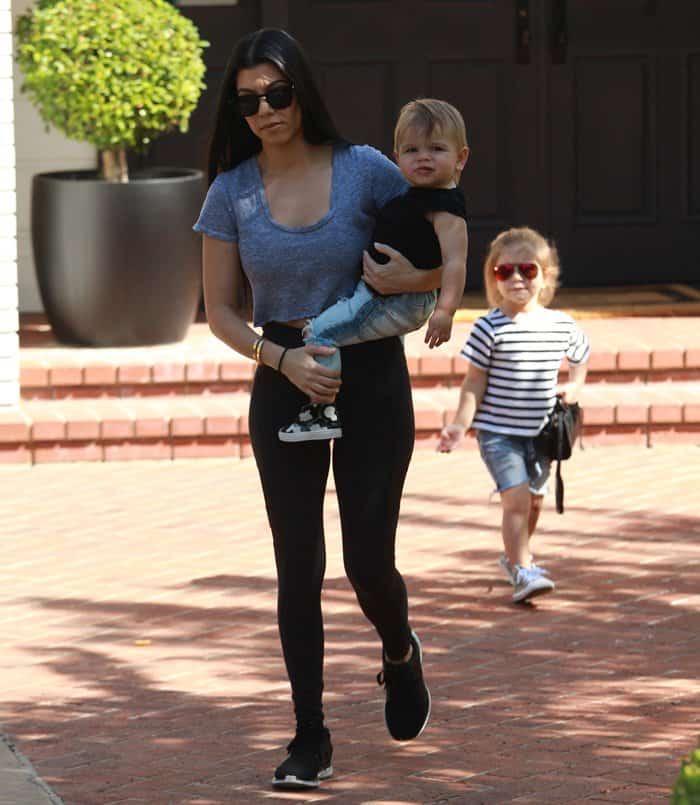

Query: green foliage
[[15, 0, 208, 153], [672, 742, 700, 805]]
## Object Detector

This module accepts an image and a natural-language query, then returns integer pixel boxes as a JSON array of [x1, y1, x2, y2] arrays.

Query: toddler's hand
[[425, 309, 453, 349], [437, 423, 465, 453]]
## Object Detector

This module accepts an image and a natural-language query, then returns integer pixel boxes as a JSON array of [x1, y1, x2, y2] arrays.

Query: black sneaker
[[271, 726, 333, 789], [278, 403, 343, 443], [377, 630, 431, 741]]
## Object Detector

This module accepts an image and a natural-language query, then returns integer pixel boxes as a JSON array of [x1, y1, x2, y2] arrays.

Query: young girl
[[438, 227, 590, 603], [279, 98, 469, 442]]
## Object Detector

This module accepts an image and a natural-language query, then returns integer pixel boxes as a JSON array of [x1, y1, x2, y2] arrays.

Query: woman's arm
[[424, 212, 468, 348], [437, 362, 488, 452], [361, 243, 443, 294], [203, 236, 341, 402]]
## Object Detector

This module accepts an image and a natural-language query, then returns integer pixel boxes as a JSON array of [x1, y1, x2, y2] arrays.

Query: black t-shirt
[[368, 186, 467, 270]]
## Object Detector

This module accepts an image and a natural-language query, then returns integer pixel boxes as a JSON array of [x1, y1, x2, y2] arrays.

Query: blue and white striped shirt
[[461, 306, 590, 436]]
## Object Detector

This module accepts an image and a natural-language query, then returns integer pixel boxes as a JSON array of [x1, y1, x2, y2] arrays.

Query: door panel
[[688, 53, 700, 217], [549, 0, 700, 284], [575, 55, 655, 219]]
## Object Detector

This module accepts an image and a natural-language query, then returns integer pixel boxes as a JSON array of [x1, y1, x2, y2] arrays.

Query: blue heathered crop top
[[193, 144, 407, 327]]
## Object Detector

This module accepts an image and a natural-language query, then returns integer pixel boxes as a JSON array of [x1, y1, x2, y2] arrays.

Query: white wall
[[12, 0, 94, 314], [1, 0, 17, 404]]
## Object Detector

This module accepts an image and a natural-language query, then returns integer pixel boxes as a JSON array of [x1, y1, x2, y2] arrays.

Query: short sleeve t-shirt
[[460, 306, 591, 436], [193, 144, 407, 327], [368, 186, 467, 270]]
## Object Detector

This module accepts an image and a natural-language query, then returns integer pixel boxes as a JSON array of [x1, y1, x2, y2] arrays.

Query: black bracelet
[[277, 347, 289, 372]]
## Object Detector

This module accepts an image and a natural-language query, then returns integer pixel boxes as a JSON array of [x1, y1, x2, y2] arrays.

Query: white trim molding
[[0, 0, 18, 406]]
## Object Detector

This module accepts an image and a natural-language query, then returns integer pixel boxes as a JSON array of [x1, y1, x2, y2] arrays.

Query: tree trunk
[[99, 147, 129, 183]]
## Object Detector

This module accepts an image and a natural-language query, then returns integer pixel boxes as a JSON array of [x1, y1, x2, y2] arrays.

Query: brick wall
[[0, 0, 18, 406]]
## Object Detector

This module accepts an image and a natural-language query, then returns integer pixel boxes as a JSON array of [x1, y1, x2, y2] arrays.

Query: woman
[[194, 28, 438, 790]]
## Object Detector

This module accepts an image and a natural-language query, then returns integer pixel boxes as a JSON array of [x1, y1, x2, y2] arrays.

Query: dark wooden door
[[549, 0, 700, 284], [290, 0, 541, 289], [152, 0, 700, 288]]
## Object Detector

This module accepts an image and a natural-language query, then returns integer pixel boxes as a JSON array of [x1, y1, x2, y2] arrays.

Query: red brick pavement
[[2, 444, 699, 803]]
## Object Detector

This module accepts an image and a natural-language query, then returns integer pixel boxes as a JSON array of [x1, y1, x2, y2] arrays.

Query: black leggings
[[249, 323, 415, 727]]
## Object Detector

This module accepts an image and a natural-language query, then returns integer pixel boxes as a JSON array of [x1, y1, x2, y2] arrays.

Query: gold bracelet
[[252, 336, 264, 363]]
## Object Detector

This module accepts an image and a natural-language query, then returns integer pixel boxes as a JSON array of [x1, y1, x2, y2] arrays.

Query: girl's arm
[[361, 244, 443, 294], [557, 359, 589, 404], [203, 235, 341, 403], [437, 362, 488, 452], [424, 212, 468, 348]]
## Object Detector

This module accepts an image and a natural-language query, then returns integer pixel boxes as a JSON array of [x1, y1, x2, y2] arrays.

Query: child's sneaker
[[499, 553, 543, 586], [512, 564, 555, 603], [377, 630, 431, 741], [278, 403, 342, 442], [272, 726, 333, 789], [499, 553, 517, 585]]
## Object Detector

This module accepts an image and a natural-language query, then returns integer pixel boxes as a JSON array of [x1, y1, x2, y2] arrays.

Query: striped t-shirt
[[460, 307, 591, 437]]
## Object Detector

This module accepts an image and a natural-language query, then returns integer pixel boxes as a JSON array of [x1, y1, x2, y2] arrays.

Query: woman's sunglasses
[[236, 82, 295, 117], [493, 262, 540, 281]]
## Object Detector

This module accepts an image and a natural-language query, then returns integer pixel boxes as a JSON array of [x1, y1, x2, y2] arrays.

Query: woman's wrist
[[277, 347, 289, 373]]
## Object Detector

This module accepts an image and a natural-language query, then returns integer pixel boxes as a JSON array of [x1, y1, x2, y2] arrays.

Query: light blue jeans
[[304, 280, 438, 371]]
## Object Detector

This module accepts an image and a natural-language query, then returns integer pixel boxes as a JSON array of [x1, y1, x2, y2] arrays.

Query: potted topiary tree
[[15, 0, 209, 346]]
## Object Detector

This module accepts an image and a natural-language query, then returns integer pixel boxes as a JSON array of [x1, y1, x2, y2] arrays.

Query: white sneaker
[[499, 553, 542, 586], [512, 564, 555, 603], [499, 554, 517, 585]]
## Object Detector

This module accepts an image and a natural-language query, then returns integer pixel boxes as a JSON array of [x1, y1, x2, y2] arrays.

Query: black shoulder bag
[[534, 397, 582, 514]]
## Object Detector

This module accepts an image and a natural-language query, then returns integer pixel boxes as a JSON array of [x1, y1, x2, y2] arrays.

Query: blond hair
[[394, 98, 468, 152], [483, 227, 560, 308]]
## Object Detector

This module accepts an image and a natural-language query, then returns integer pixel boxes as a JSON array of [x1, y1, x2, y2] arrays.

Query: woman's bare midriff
[[274, 318, 306, 329]]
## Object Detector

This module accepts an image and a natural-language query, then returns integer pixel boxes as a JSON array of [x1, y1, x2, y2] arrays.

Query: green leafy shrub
[[672, 740, 700, 805], [15, 0, 208, 180]]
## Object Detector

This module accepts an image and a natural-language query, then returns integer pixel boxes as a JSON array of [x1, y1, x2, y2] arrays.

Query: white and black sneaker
[[272, 726, 333, 789], [279, 403, 343, 443]]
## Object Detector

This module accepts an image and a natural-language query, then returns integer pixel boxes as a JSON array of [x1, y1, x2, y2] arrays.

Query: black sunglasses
[[236, 82, 295, 117]]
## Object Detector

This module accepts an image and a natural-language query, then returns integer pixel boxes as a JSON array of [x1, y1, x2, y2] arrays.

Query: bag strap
[[555, 457, 565, 514]]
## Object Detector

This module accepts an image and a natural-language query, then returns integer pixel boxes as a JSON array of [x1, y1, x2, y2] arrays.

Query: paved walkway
[[2, 443, 699, 803]]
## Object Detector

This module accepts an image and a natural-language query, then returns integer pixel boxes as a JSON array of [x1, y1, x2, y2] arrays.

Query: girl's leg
[[251, 325, 331, 729], [500, 482, 532, 567], [527, 492, 544, 548]]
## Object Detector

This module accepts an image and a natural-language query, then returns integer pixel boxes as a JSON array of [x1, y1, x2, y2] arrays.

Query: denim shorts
[[476, 430, 551, 495]]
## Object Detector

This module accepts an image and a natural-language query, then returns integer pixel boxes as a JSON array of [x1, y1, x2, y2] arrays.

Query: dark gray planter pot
[[31, 167, 205, 346]]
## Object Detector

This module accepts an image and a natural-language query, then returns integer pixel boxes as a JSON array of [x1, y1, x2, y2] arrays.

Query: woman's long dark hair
[[207, 28, 345, 184]]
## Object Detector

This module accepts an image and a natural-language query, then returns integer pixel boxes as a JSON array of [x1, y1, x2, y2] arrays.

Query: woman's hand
[[362, 243, 441, 295], [280, 345, 341, 403], [437, 423, 465, 453], [425, 309, 453, 349]]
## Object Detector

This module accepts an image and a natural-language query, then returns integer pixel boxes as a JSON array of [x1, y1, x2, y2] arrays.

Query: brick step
[[19, 338, 700, 399], [2, 382, 699, 464]]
